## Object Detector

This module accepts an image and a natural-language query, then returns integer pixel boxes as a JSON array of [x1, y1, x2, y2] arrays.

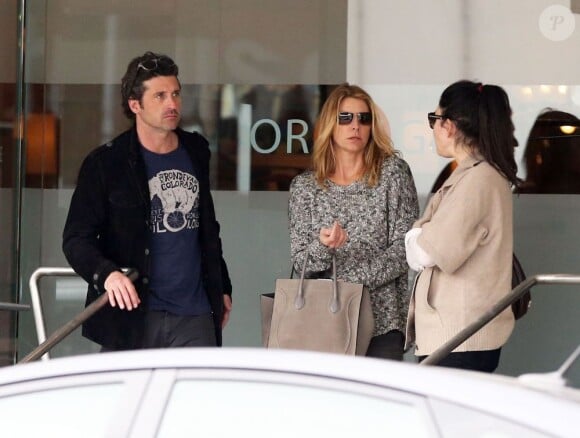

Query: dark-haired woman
[[404, 80, 520, 372]]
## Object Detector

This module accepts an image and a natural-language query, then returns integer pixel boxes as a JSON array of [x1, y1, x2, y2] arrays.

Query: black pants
[[365, 330, 405, 361], [101, 311, 217, 352], [141, 311, 217, 348], [418, 348, 501, 373]]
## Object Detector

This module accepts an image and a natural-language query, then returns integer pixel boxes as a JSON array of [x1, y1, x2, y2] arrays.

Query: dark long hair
[[439, 80, 520, 187]]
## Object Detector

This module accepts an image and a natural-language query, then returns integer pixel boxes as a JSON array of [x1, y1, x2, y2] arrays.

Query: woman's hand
[[320, 221, 348, 249]]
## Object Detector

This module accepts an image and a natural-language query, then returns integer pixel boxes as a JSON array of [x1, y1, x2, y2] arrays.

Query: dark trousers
[[365, 330, 405, 361], [101, 311, 217, 352], [141, 311, 217, 348], [418, 348, 501, 373]]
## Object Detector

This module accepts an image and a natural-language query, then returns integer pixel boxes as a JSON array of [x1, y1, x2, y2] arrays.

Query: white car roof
[[0, 347, 578, 433]]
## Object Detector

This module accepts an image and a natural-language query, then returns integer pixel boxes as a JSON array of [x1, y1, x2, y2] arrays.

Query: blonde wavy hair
[[312, 83, 396, 187]]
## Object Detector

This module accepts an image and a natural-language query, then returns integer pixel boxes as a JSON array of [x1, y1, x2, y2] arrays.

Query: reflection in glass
[[30, 84, 332, 192], [217, 84, 323, 191], [519, 108, 580, 194]]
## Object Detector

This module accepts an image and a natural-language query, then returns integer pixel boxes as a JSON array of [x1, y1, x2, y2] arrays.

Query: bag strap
[[295, 252, 339, 313]]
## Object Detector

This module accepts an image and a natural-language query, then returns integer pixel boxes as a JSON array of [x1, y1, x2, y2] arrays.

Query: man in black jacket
[[63, 51, 232, 350]]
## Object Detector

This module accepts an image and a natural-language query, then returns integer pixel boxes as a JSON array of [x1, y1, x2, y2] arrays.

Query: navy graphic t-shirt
[[141, 144, 211, 316]]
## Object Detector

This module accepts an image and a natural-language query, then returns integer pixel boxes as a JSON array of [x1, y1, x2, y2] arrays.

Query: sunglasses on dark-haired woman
[[427, 112, 445, 129]]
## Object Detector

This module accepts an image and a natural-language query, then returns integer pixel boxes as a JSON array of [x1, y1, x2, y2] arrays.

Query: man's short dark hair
[[120, 51, 179, 120]]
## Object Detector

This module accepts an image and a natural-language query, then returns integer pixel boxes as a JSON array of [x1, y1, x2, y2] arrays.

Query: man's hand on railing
[[104, 271, 141, 311]]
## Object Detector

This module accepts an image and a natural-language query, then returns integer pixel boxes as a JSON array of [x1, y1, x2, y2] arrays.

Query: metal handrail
[[25, 267, 136, 363], [20, 293, 110, 364], [0, 302, 30, 312], [28, 267, 78, 361], [421, 274, 580, 366]]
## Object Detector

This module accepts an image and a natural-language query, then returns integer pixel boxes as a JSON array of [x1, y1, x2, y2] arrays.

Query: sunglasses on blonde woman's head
[[427, 112, 445, 129], [338, 112, 372, 125]]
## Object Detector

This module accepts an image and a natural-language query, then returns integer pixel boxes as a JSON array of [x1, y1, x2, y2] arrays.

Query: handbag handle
[[295, 252, 340, 313]]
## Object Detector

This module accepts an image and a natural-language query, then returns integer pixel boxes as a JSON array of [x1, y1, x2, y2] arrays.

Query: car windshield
[[0, 383, 123, 437], [157, 379, 432, 437]]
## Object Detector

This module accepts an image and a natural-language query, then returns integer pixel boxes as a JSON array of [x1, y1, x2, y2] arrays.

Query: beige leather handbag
[[261, 254, 374, 355]]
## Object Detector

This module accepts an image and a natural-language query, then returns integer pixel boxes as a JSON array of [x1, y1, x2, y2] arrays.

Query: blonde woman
[[289, 83, 419, 359]]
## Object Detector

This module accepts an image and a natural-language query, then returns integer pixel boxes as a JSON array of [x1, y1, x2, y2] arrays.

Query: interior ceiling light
[[560, 125, 577, 134]]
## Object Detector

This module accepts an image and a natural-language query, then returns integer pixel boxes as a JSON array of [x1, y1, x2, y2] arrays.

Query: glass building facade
[[1, 1, 579, 376]]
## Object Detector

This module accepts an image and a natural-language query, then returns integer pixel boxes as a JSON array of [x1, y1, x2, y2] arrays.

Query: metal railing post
[[28, 267, 78, 361]]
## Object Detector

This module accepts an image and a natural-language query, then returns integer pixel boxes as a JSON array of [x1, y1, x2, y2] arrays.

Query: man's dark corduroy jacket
[[62, 126, 232, 349]]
